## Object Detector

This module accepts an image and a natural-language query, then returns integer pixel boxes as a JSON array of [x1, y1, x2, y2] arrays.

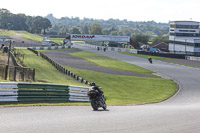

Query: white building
[[169, 21, 200, 55]]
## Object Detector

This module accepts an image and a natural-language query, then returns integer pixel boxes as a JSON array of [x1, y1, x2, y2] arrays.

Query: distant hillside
[[45, 14, 169, 37]]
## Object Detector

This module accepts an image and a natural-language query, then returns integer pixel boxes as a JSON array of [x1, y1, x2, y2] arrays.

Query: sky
[[1, 0, 200, 23]]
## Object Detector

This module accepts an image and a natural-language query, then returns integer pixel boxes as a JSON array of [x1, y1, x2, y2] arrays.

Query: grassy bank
[[66, 67, 177, 105], [69, 51, 152, 74], [50, 38, 64, 44], [0, 30, 43, 42], [16, 47, 86, 86], [0, 48, 177, 106], [66, 50, 177, 104]]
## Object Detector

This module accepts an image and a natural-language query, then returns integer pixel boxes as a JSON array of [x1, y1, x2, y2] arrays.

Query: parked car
[[149, 48, 161, 53]]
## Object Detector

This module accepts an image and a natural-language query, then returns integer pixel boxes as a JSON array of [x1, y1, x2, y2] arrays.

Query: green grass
[[0, 47, 178, 106], [0, 30, 16, 36], [0, 30, 43, 42], [19, 31, 43, 42], [65, 66, 177, 105], [50, 38, 65, 44], [66, 50, 177, 104], [16, 47, 87, 86], [69, 51, 152, 74]]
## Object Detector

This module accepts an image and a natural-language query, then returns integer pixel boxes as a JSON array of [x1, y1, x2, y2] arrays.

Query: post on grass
[[5, 40, 12, 80]]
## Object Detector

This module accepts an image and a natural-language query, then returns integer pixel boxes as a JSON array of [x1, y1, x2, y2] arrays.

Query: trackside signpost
[[70, 34, 130, 42]]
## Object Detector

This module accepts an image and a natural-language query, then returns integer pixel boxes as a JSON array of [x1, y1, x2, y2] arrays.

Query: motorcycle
[[87, 87, 107, 111], [148, 57, 153, 64]]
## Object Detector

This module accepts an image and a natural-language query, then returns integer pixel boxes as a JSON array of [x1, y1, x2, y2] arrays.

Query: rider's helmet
[[91, 82, 96, 86]]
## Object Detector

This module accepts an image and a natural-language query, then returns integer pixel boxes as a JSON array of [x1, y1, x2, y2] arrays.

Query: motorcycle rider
[[148, 57, 152, 63], [89, 82, 107, 110], [90, 82, 103, 94]]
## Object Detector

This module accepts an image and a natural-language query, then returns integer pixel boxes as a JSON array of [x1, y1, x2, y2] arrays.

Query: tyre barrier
[[0, 82, 90, 102]]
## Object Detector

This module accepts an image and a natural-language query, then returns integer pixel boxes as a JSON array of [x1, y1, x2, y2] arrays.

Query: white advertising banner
[[70, 34, 130, 42]]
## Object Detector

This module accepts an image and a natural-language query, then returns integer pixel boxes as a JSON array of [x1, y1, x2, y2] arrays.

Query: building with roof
[[169, 21, 200, 55], [151, 42, 169, 52]]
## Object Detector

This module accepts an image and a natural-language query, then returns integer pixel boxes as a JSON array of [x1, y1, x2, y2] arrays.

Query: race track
[[1, 43, 200, 133]]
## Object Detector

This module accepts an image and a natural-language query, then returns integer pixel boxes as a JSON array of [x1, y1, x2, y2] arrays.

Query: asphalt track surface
[[1, 43, 200, 133], [45, 49, 156, 77]]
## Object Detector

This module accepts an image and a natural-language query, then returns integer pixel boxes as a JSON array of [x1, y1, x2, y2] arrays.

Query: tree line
[[0, 9, 51, 34], [46, 14, 169, 45], [0, 9, 169, 45]]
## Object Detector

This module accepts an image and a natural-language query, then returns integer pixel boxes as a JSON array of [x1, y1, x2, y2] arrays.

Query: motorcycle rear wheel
[[91, 99, 98, 111]]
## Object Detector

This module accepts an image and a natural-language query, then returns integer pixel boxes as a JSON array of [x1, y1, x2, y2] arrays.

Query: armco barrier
[[27, 46, 92, 86], [137, 51, 186, 59], [80, 43, 137, 53], [29, 45, 71, 50], [0, 82, 90, 102], [39, 52, 91, 86]]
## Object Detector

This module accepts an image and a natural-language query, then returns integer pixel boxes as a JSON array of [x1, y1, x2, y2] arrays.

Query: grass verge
[[65, 66, 177, 105], [50, 38, 64, 44], [15, 47, 87, 86], [0, 30, 43, 42], [0, 48, 178, 106], [69, 51, 152, 74], [66, 50, 177, 104]]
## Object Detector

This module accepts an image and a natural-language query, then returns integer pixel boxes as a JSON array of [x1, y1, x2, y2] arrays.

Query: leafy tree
[[108, 26, 118, 35], [46, 14, 169, 37], [0, 8, 12, 29], [110, 31, 118, 35], [131, 34, 150, 45], [70, 26, 81, 34], [31, 16, 51, 34], [152, 35, 169, 45], [41, 18, 52, 34], [89, 23, 104, 35], [11, 14, 29, 31], [82, 25, 89, 34], [120, 26, 134, 36], [58, 25, 69, 36], [0, 9, 52, 34]]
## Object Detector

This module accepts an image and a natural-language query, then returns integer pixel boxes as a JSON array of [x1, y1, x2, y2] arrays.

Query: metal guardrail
[[186, 56, 200, 61], [29, 45, 71, 50], [0, 82, 90, 102], [28, 47, 92, 86], [82, 43, 137, 53]]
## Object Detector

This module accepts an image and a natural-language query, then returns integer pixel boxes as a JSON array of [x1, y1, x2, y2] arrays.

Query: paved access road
[[1, 44, 200, 133]]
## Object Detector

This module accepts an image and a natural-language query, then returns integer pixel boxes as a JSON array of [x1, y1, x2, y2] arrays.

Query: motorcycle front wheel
[[91, 99, 98, 111], [102, 102, 107, 110]]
